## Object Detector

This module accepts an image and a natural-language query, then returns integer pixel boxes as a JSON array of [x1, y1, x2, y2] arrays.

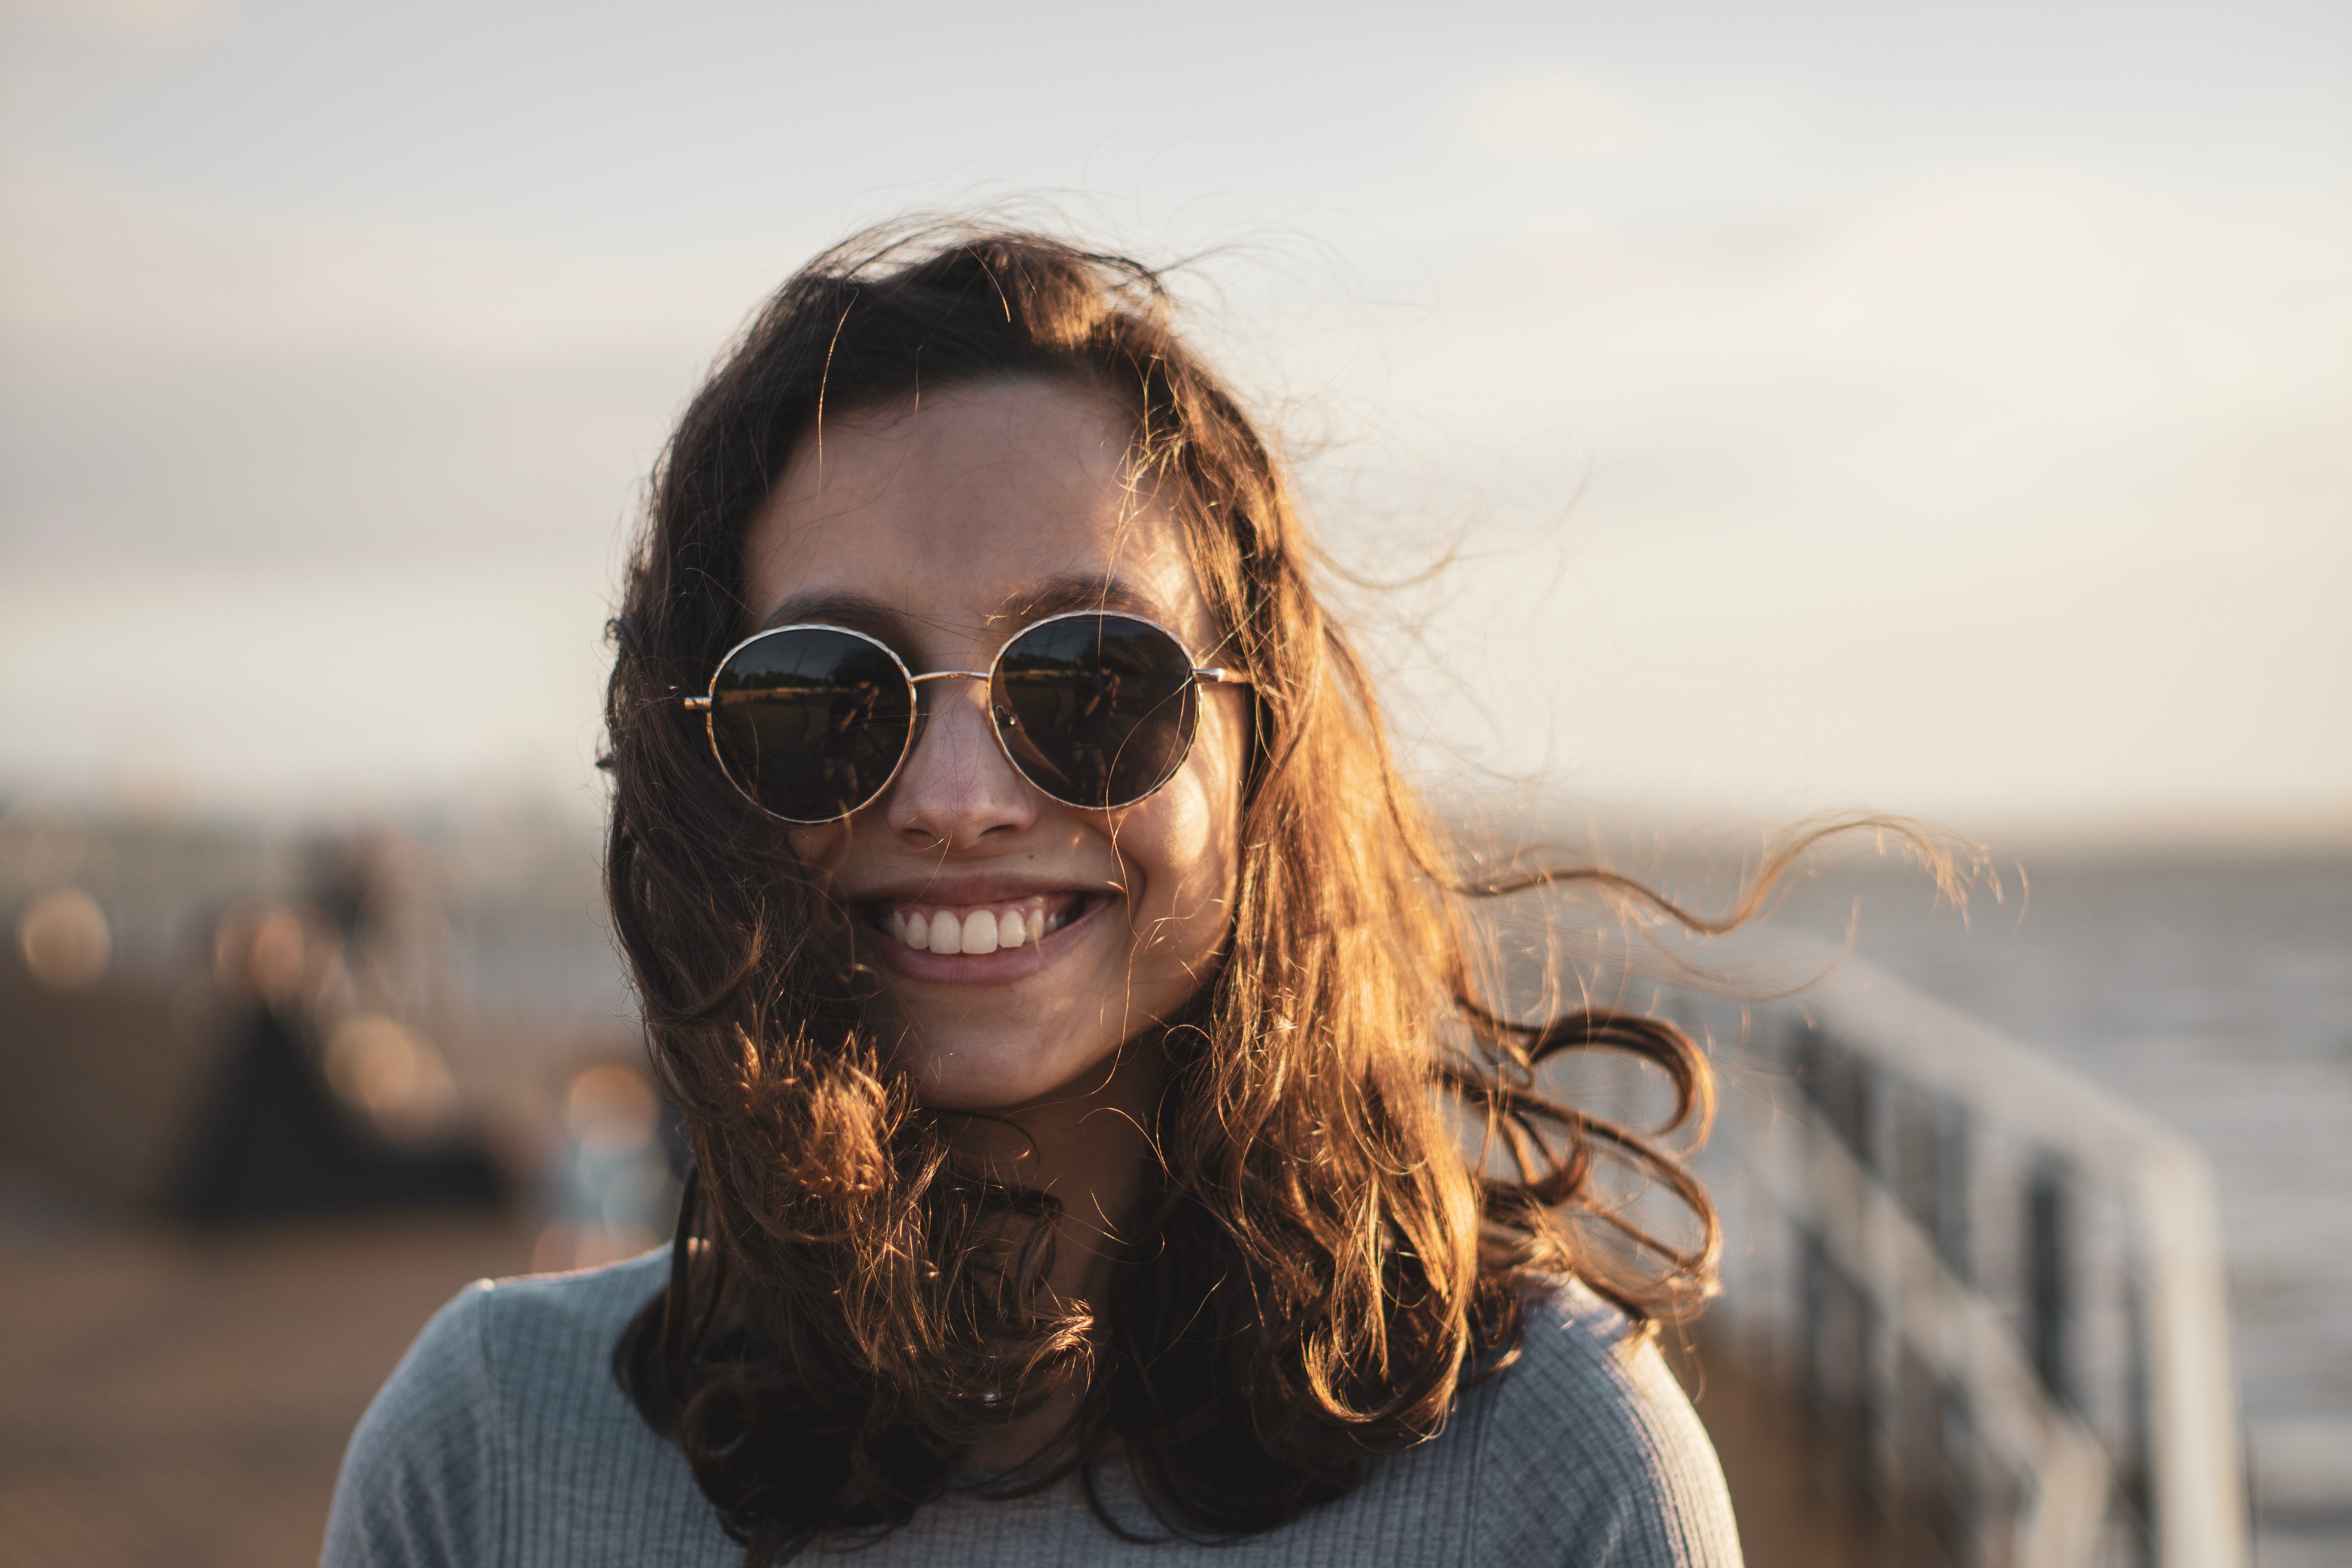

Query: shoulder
[[323, 1250, 695, 1568], [453, 1247, 675, 1398], [1451, 1279, 1744, 1567]]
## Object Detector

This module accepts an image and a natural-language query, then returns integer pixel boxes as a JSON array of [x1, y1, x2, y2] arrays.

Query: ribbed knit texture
[[321, 1252, 1742, 1566]]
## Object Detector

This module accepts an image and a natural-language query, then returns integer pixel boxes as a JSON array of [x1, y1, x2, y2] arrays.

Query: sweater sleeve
[[1469, 1290, 1745, 1568], [321, 1281, 503, 1568]]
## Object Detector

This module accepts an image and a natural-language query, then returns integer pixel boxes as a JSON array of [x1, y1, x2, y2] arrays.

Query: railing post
[[2122, 1256, 2157, 1568], [2025, 1158, 2073, 1410], [1934, 1096, 1972, 1283], [2131, 1152, 2247, 1568], [1938, 1376, 1982, 1565], [1800, 1223, 1828, 1420]]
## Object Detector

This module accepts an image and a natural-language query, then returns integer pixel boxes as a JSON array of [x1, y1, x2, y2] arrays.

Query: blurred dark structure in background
[[171, 995, 505, 1226]]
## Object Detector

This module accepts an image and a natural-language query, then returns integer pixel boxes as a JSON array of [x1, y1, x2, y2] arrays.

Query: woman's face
[[742, 378, 1248, 1113]]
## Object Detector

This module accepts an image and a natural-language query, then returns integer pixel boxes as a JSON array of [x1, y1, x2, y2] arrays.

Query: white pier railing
[[1682, 944, 2245, 1568]]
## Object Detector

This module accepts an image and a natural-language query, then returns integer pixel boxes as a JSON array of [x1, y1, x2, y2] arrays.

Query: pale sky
[[2, 0, 2347, 842]]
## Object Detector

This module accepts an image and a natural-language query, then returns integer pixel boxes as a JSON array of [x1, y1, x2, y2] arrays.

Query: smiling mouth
[[872, 893, 1093, 956]]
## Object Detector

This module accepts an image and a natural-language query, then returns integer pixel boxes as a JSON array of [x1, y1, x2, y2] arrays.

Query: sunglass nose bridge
[[906, 669, 994, 724], [903, 668, 1010, 744]]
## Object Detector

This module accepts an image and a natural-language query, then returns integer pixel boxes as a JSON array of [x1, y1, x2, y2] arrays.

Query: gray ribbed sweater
[[322, 1252, 1742, 1566]]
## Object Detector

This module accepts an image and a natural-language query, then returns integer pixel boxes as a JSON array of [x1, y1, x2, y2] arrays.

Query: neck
[[945, 1034, 1165, 1467]]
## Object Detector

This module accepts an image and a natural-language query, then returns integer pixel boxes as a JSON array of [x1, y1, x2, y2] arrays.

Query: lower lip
[[866, 897, 1106, 985]]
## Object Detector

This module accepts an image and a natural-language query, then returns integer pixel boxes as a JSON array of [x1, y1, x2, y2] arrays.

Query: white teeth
[[927, 909, 961, 955], [960, 909, 998, 955], [885, 898, 1074, 954]]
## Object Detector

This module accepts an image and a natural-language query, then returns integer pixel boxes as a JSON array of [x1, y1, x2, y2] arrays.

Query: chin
[[893, 1033, 1121, 1114]]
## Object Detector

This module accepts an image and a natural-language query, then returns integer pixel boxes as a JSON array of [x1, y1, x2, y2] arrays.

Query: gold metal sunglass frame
[[682, 610, 1249, 824]]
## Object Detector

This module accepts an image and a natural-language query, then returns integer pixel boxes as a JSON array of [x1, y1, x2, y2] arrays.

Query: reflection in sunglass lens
[[707, 628, 915, 821], [993, 616, 1198, 810]]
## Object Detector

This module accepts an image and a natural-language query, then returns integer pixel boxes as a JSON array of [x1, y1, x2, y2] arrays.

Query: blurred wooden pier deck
[[0, 1201, 532, 1568]]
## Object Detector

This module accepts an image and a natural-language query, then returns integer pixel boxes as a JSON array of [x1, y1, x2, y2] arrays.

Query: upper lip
[[838, 870, 1121, 907]]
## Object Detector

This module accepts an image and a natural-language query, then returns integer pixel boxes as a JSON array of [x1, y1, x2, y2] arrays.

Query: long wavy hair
[[603, 224, 1752, 1563]]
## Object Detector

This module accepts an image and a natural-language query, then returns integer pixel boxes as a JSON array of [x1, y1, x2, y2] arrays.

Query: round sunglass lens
[[994, 616, 1198, 809], [707, 629, 913, 820]]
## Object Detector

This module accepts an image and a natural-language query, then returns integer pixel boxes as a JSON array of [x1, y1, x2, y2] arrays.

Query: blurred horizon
[[4, 0, 2347, 842], [8, 775, 2352, 862]]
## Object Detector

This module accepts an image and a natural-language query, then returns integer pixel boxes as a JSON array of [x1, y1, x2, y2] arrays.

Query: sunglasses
[[682, 612, 1249, 823]]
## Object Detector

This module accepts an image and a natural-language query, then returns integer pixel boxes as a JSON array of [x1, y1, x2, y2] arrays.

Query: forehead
[[740, 379, 1212, 658]]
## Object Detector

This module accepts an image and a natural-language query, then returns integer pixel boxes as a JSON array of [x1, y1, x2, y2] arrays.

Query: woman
[[325, 226, 1744, 1566]]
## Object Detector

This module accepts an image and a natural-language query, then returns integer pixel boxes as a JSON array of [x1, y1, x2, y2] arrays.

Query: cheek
[[1127, 700, 1245, 946]]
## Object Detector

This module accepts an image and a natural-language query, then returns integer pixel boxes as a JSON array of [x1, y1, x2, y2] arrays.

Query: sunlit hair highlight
[[603, 223, 1783, 1563]]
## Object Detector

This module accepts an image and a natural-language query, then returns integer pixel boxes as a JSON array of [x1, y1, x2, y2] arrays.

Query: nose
[[882, 677, 1037, 849]]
